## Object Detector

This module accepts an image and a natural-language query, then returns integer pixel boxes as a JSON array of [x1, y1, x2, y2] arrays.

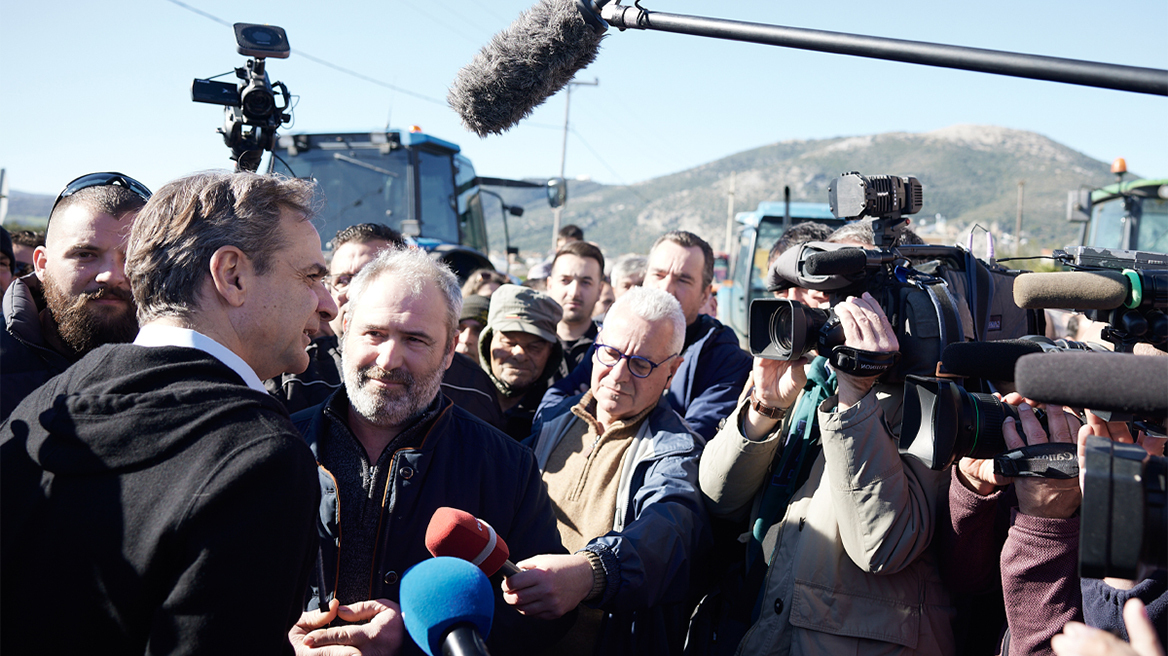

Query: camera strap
[[828, 346, 900, 376], [992, 442, 1079, 479]]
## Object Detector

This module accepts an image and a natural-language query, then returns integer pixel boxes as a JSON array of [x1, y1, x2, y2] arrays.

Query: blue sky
[[2, 0, 1165, 197]]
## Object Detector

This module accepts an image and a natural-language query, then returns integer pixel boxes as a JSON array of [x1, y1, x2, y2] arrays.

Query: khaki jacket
[[699, 385, 955, 656]]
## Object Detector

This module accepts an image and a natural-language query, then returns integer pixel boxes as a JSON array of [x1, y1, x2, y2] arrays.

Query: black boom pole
[[596, 3, 1168, 96]]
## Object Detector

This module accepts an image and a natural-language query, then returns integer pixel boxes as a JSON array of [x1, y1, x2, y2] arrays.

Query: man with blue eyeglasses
[[502, 285, 712, 656]]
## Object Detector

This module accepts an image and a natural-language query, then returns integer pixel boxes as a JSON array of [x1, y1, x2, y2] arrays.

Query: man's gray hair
[[347, 246, 462, 342], [610, 254, 647, 288], [127, 171, 316, 323], [826, 218, 925, 248], [607, 286, 685, 355]]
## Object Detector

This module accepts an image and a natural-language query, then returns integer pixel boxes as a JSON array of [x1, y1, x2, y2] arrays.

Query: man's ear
[[32, 245, 47, 280], [208, 246, 250, 308], [663, 351, 684, 386]]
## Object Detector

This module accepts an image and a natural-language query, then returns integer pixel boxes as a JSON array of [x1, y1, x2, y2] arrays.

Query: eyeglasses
[[327, 273, 355, 292], [593, 343, 678, 379], [51, 172, 153, 218]]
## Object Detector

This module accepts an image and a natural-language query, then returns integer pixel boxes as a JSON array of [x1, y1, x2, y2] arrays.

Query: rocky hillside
[[489, 125, 1122, 258]]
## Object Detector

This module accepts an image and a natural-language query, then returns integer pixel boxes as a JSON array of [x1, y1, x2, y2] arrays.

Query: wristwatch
[[750, 393, 786, 419]]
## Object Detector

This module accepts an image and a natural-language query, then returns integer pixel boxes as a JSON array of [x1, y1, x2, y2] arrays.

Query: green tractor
[[1067, 158, 1167, 254]]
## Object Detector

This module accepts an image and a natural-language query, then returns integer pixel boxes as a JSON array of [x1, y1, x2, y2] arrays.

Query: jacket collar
[[2, 274, 50, 348]]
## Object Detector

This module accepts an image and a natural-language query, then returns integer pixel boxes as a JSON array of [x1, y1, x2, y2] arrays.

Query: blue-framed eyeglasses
[[50, 172, 153, 220], [593, 343, 678, 379]]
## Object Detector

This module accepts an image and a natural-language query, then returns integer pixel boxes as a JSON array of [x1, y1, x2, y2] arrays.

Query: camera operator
[[697, 222, 954, 654], [942, 395, 1167, 655]]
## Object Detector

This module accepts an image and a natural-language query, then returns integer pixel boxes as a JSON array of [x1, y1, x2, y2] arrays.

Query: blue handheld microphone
[[400, 556, 494, 656]]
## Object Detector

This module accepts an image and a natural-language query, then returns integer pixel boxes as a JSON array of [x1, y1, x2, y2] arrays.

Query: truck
[[716, 198, 846, 346], [267, 128, 561, 281], [270, 128, 495, 280], [1067, 159, 1167, 253]]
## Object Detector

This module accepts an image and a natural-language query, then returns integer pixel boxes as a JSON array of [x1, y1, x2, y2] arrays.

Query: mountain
[[489, 125, 1123, 258], [6, 126, 1123, 259], [3, 191, 54, 229]]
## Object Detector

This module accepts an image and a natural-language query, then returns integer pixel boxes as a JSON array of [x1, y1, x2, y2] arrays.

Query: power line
[[163, 0, 448, 107], [440, 0, 511, 24], [395, 0, 484, 46], [425, 0, 501, 41], [568, 127, 648, 204], [163, 0, 228, 26], [293, 51, 447, 106]]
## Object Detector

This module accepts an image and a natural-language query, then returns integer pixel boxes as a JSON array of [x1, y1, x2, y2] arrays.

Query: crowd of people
[[0, 170, 1164, 656]]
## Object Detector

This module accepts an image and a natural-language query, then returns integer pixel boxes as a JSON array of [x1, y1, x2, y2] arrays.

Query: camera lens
[[901, 377, 1013, 470], [960, 392, 1011, 461], [772, 303, 795, 353], [749, 299, 837, 362], [242, 87, 275, 119]]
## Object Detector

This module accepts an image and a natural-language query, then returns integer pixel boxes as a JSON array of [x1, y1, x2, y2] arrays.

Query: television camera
[[191, 23, 292, 172]]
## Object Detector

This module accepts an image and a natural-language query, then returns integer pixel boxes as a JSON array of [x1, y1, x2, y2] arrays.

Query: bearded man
[[1, 172, 149, 420], [289, 247, 571, 656]]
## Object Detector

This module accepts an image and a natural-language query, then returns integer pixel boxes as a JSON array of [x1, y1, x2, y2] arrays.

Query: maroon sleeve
[[937, 467, 1008, 595], [1000, 509, 1083, 656]]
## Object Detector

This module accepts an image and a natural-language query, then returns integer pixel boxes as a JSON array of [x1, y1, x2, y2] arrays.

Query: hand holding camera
[[1000, 397, 1083, 519], [953, 393, 1083, 514], [834, 292, 900, 408], [743, 356, 808, 440]]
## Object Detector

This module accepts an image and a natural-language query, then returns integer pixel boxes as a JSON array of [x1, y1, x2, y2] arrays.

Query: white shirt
[[134, 324, 267, 393]]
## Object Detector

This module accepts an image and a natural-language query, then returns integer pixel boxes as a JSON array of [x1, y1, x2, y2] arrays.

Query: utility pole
[[723, 171, 736, 255], [551, 77, 598, 253], [1015, 179, 1025, 254], [0, 168, 8, 225]]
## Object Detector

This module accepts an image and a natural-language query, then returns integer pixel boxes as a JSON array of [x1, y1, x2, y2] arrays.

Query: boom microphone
[[426, 507, 521, 577], [941, 337, 1108, 381], [1012, 271, 1131, 310], [1015, 351, 1168, 416], [448, 0, 605, 136], [942, 339, 1046, 380], [401, 557, 494, 656], [804, 248, 879, 277]]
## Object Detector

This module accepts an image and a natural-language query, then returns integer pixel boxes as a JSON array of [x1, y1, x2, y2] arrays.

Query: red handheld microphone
[[425, 507, 522, 577]]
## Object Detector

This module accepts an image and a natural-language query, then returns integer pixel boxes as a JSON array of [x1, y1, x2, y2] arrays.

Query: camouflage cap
[[484, 284, 561, 344]]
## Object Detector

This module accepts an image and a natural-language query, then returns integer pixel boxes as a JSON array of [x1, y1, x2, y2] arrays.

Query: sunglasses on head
[[50, 172, 153, 219]]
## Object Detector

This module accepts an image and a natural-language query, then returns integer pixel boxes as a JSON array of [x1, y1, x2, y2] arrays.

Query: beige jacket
[[699, 385, 955, 656]]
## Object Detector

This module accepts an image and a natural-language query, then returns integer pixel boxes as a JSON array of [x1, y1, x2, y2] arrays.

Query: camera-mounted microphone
[[1013, 246, 1168, 352], [191, 23, 293, 172]]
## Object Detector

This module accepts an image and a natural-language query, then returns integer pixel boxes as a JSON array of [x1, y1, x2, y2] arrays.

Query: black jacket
[[0, 274, 74, 421], [1, 344, 320, 655], [292, 390, 573, 656], [562, 320, 599, 373]]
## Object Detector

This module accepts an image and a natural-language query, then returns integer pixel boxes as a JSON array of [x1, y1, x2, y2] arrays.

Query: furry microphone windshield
[[448, 0, 606, 136]]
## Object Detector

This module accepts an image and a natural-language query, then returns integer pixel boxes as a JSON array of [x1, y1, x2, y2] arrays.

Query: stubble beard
[[42, 270, 139, 357], [344, 359, 444, 429]]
